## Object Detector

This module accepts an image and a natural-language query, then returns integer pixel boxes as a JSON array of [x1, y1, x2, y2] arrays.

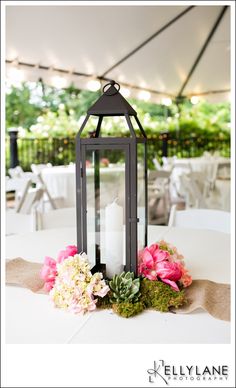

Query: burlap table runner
[[6, 258, 230, 321]]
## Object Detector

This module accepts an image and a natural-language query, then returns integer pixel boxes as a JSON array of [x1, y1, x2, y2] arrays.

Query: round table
[[42, 165, 131, 207], [6, 226, 230, 344]]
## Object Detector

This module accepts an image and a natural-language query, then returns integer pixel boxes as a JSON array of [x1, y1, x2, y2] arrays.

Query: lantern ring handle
[[103, 81, 120, 96]]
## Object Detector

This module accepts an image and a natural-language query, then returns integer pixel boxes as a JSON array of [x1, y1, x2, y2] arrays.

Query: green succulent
[[109, 272, 141, 304]]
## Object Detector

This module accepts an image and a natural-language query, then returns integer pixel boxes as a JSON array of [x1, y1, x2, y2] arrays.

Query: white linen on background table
[[42, 164, 145, 208], [42, 165, 76, 207], [5, 226, 230, 344]]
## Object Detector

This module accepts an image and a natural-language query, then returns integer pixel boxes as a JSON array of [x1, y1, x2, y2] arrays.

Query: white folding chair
[[168, 205, 230, 234], [16, 186, 44, 215], [8, 166, 24, 178], [216, 162, 231, 179], [152, 158, 162, 170], [178, 172, 210, 209], [36, 173, 57, 210], [36, 207, 76, 230], [31, 163, 52, 175], [5, 211, 37, 235], [148, 170, 171, 224], [6, 185, 44, 235], [31, 165, 65, 210]]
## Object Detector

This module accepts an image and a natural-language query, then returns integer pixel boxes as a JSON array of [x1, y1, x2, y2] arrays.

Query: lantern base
[[91, 263, 106, 278]]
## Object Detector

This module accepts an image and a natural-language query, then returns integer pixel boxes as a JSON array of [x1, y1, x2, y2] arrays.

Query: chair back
[[149, 170, 171, 181], [36, 207, 76, 230], [179, 174, 207, 208], [168, 205, 230, 234], [8, 166, 24, 179], [6, 211, 37, 235], [31, 163, 52, 175], [16, 186, 44, 214], [217, 162, 231, 179]]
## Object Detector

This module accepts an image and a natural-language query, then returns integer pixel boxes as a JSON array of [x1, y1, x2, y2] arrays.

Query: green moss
[[140, 278, 186, 312], [112, 301, 144, 318], [96, 278, 186, 318], [96, 292, 113, 309]]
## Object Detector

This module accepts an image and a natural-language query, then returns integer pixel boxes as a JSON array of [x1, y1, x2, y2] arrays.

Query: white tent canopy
[[6, 4, 230, 103]]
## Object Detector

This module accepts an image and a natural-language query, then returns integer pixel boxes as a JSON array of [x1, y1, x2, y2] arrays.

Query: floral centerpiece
[[41, 241, 192, 318]]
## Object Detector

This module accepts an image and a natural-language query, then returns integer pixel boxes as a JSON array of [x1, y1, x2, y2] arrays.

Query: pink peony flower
[[41, 246, 78, 292], [138, 241, 192, 292], [40, 256, 57, 291], [100, 158, 109, 167], [179, 264, 192, 288], [57, 245, 78, 263], [44, 280, 55, 292], [155, 261, 182, 291], [138, 244, 170, 280]]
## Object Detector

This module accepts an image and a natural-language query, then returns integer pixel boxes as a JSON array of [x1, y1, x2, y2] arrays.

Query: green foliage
[[97, 277, 186, 318], [140, 278, 186, 312], [6, 84, 41, 129], [109, 272, 141, 303], [5, 81, 231, 170], [29, 106, 80, 138], [6, 81, 100, 133]]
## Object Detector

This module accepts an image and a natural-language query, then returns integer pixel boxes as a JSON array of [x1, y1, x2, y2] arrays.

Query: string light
[[7, 59, 25, 86], [190, 95, 200, 105], [138, 90, 151, 101], [87, 79, 101, 92], [120, 87, 130, 98], [51, 74, 67, 89], [161, 97, 172, 106]]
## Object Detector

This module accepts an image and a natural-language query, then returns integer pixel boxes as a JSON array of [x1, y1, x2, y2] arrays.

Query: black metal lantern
[[76, 81, 147, 278]]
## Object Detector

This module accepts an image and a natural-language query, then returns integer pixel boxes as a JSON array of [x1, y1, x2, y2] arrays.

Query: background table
[[6, 226, 230, 344], [42, 164, 145, 208], [42, 164, 129, 207]]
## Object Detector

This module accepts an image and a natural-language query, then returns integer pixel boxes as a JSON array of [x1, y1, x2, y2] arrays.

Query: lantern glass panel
[[80, 116, 99, 138], [137, 142, 147, 252], [85, 146, 127, 278], [101, 116, 130, 137], [130, 116, 145, 137]]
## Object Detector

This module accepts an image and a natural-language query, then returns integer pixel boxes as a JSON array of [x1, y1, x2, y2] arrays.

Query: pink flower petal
[[142, 249, 154, 269], [161, 278, 179, 291], [44, 256, 56, 267], [148, 243, 159, 256]]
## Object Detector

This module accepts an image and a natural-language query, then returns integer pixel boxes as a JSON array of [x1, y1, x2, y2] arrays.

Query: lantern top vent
[[88, 81, 137, 116]]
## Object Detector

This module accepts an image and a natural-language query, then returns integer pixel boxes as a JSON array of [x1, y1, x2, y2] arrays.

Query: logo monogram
[[147, 360, 168, 385]]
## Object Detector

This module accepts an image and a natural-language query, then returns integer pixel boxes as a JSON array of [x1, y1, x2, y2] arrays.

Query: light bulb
[[190, 96, 200, 105], [51, 75, 67, 89], [138, 90, 151, 101], [161, 97, 172, 106], [120, 87, 130, 98], [87, 79, 101, 92], [7, 67, 24, 86]]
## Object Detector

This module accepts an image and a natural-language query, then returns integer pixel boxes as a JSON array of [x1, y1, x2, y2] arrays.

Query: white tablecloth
[[5, 225, 230, 344], [42, 164, 145, 208], [42, 165, 76, 207], [42, 165, 130, 207]]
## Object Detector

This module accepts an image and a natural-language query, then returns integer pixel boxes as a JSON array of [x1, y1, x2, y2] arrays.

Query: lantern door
[[137, 140, 148, 254], [79, 143, 131, 278]]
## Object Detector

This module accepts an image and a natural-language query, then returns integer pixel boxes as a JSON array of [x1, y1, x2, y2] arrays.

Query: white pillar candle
[[104, 200, 124, 278]]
